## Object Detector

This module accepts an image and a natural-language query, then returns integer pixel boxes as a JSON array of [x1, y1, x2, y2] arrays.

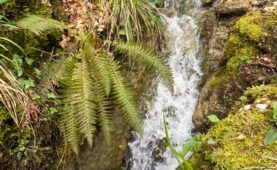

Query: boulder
[[216, 0, 251, 16], [193, 74, 246, 131], [76, 108, 131, 170]]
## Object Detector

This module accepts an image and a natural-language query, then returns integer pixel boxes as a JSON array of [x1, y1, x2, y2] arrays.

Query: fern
[[94, 81, 112, 143], [16, 15, 65, 35], [59, 56, 80, 154], [108, 58, 142, 132], [85, 51, 113, 143], [84, 46, 112, 96], [59, 39, 174, 153], [71, 59, 97, 147], [60, 56, 97, 154], [114, 41, 174, 92], [61, 89, 81, 154]]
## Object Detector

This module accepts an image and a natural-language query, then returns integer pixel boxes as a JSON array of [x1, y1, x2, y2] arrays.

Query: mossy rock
[[234, 11, 265, 42], [208, 9, 276, 87], [191, 85, 277, 169]]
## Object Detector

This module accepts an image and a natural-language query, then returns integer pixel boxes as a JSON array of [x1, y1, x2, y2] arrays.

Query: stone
[[255, 103, 269, 112], [75, 108, 131, 170], [200, 11, 230, 79], [216, 0, 251, 16], [192, 74, 246, 131], [243, 104, 251, 110], [250, 0, 268, 7], [201, 0, 215, 6]]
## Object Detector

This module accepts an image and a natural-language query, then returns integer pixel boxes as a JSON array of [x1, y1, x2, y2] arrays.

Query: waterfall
[[127, 0, 203, 169]]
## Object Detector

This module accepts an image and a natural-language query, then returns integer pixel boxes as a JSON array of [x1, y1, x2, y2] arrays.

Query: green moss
[[267, 6, 277, 26], [234, 12, 264, 42], [192, 85, 277, 169], [208, 12, 262, 87], [232, 85, 277, 110], [208, 37, 260, 87], [202, 109, 275, 169]]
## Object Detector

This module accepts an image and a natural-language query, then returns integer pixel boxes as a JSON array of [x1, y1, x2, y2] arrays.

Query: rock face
[[201, 0, 215, 6], [76, 108, 131, 170], [194, 0, 277, 130], [193, 76, 247, 131], [216, 0, 251, 16], [200, 12, 232, 78]]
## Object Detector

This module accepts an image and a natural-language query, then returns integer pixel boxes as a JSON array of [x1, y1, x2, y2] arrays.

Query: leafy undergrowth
[[191, 85, 277, 169], [0, 0, 172, 168]]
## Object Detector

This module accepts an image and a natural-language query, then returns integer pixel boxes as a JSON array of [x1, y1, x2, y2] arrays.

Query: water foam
[[128, 1, 203, 169]]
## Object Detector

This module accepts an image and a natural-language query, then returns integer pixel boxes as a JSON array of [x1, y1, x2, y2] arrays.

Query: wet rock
[[199, 11, 232, 79], [76, 108, 131, 170], [195, 3, 277, 131], [151, 139, 167, 163], [216, 0, 251, 16], [250, 0, 268, 7], [193, 74, 246, 131], [201, 0, 215, 7], [194, 52, 277, 131]]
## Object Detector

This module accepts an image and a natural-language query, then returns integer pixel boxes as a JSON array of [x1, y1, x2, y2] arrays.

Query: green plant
[[9, 14, 171, 156], [16, 15, 65, 35], [263, 101, 277, 146], [264, 129, 277, 146], [114, 41, 173, 92], [107, 0, 160, 42], [0, 35, 36, 127], [163, 114, 193, 170], [60, 39, 173, 154], [207, 114, 220, 123]]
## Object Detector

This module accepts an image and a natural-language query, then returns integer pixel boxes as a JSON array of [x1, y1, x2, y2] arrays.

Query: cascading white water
[[128, 0, 203, 169]]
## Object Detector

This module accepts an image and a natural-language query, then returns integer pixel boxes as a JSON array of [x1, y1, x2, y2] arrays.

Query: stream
[[127, 0, 203, 169]]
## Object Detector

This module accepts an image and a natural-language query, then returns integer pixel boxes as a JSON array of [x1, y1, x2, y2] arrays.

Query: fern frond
[[88, 52, 113, 143], [108, 58, 142, 132], [60, 56, 97, 153], [98, 100, 112, 143], [59, 56, 80, 154], [70, 58, 97, 147], [84, 45, 112, 96], [16, 15, 65, 35], [61, 92, 81, 154], [114, 41, 174, 92]]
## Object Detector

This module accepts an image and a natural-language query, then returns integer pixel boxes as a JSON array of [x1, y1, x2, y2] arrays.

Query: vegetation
[[163, 114, 202, 170], [0, 0, 276, 169], [108, 0, 160, 42], [59, 39, 172, 154], [209, 11, 266, 87], [0, 0, 173, 167], [190, 85, 277, 169]]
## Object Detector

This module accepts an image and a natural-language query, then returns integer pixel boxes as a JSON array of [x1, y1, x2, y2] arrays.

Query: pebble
[[243, 104, 251, 110], [255, 103, 268, 112]]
